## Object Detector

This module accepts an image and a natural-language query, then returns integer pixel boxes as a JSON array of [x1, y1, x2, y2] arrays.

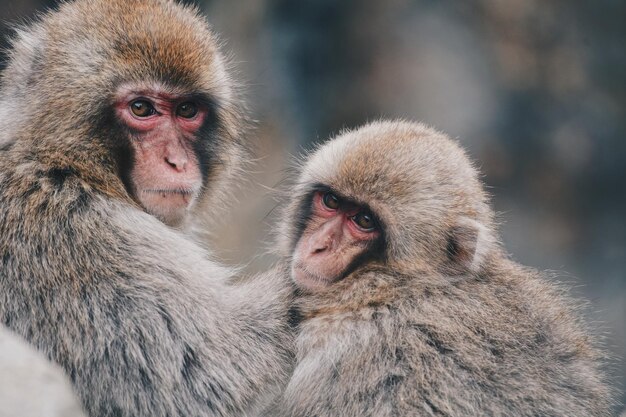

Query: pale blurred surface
[[1, 0, 624, 410], [0, 326, 86, 417]]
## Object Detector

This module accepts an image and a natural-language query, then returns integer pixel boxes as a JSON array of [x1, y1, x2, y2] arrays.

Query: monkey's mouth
[[143, 188, 196, 197], [141, 188, 198, 204], [292, 262, 335, 291]]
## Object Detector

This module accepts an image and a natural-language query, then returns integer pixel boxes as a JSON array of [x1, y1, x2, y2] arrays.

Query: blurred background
[[1, 0, 624, 409]]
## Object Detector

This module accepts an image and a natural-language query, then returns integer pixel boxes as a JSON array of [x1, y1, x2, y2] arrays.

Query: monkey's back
[[286, 261, 614, 417]]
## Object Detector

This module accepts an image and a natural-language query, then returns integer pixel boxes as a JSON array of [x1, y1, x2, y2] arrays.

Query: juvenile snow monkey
[[276, 120, 615, 417]]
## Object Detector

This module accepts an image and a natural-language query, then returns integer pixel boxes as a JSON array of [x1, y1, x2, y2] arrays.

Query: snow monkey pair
[[0, 1, 615, 416]]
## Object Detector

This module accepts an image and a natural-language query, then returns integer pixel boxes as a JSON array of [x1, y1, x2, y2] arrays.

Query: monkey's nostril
[[165, 157, 186, 172], [310, 238, 330, 254]]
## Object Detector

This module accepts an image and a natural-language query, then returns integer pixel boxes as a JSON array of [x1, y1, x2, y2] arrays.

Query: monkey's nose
[[165, 155, 187, 172], [310, 232, 335, 255]]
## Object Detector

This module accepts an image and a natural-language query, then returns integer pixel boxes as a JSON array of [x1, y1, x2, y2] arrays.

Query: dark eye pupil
[[130, 100, 154, 117], [177, 102, 198, 118], [323, 192, 339, 209], [355, 213, 374, 230]]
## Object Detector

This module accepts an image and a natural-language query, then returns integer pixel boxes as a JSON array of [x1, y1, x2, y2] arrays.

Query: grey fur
[[0, 1, 292, 416], [276, 120, 617, 416]]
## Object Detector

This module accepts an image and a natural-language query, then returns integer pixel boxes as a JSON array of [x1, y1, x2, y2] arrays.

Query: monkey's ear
[[446, 217, 494, 273]]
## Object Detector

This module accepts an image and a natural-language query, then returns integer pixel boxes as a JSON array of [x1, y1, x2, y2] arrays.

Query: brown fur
[[276, 120, 616, 416], [0, 1, 292, 416]]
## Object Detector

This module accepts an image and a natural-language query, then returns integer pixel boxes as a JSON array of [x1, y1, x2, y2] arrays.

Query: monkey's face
[[115, 85, 210, 226], [291, 190, 382, 292]]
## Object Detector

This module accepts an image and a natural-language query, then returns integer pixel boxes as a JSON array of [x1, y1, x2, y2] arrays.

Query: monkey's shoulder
[[0, 160, 94, 216]]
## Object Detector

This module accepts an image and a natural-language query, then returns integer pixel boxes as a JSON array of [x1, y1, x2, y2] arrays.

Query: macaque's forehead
[[306, 125, 434, 196], [300, 121, 483, 222], [60, 0, 221, 89]]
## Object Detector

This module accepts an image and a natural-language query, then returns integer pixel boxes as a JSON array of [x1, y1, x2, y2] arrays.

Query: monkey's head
[[0, 0, 245, 226], [281, 120, 498, 293]]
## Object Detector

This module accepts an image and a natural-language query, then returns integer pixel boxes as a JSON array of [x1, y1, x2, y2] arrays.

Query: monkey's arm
[[0, 186, 292, 417], [222, 263, 296, 413], [278, 312, 403, 417]]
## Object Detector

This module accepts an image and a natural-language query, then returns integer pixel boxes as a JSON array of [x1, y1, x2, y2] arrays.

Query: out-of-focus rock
[[0, 326, 86, 417]]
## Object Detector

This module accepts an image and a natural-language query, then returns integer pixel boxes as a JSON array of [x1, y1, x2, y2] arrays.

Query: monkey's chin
[[139, 190, 198, 226], [292, 264, 334, 292]]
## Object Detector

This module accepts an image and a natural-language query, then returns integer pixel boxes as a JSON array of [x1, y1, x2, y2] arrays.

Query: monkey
[[274, 120, 616, 416], [0, 1, 293, 416]]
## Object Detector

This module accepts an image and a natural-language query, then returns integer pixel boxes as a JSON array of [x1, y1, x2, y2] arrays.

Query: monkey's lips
[[292, 262, 335, 291], [141, 188, 198, 207]]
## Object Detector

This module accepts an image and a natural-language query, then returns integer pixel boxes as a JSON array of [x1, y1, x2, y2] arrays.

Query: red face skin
[[292, 191, 380, 291], [115, 86, 208, 225]]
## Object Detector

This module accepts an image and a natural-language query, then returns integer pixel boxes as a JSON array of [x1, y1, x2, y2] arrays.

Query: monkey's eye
[[177, 102, 199, 119], [322, 192, 340, 210], [130, 100, 156, 117], [352, 212, 376, 231]]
